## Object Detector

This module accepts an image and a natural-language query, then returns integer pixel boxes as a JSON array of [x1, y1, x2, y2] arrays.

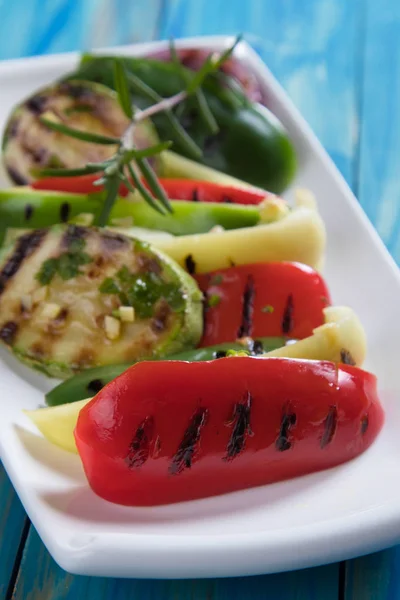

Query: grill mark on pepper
[[340, 349, 356, 366], [125, 416, 155, 468], [214, 350, 228, 359], [0, 321, 18, 345], [185, 254, 196, 274], [276, 407, 296, 452], [0, 229, 46, 295], [192, 188, 199, 202], [87, 378, 104, 394], [222, 195, 233, 203], [320, 406, 338, 449], [361, 414, 369, 435], [60, 202, 71, 223], [281, 294, 294, 335], [224, 391, 253, 461], [24, 204, 34, 221], [237, 275, 255, 338], [170, 407, 208, 474], [62, 224, 86, 249], [7, 167, 28, 185]]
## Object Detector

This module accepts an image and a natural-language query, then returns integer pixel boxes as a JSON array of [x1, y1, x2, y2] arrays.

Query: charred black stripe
[[24, 204, 34, 221], [100, 230, 128, 251], [60, 202, 71, 223], [282, 294, 294, 335], [0, 321, 18, 345], [170, 407, 208, 475], [252, 339, 264, 355], [224, 391, 253, 461], [192, 188, 199, 201], [26, 95, 47, 114], [320, 406, 338, 449], [276, 408, 296, 452], [185, 254, 196, 275], [87, 378, 104, 394], [340, 349, 356, 366], [214, 350, 228, 359], [7, 167, 28, 186], [222, 195, 233, 203], [361, 414, 369, 435], [62, 224, 86, 249], [0, 229, 46, 295], [125, 416, 154, 469], [237, 275, 255, 338]]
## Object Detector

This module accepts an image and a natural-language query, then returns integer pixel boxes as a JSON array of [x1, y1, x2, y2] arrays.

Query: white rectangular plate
[[0, 36, 399, 579]]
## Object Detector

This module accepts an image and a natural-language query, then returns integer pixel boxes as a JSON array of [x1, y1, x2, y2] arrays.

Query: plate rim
[[1, 34, 400, 579]]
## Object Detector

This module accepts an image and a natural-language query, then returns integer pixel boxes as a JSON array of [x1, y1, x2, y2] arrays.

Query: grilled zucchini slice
[[0, 225, 203, 378], [2, 80, 159, 185]]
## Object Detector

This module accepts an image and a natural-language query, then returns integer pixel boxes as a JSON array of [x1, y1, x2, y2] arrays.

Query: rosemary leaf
[[127, 71, 202, 159], [114, 59, 133, 119], [97, 175, 121, 227], [34, 165, 104, 178], [136, 157, 173, 214], [169, 39, 218, 135], [127, 163, 166, 215], [40, 117, 121, 145], [122, 140, 172, 163]]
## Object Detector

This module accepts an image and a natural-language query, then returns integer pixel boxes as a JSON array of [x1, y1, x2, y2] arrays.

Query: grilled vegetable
[[196, 262, 330, 346], [70, 357, 383, 505], [26, 302, 368, 454], [32, 174, 269, 205], [68, 54, 297, 192], [0, 187, 261, 238], [0, 225, 202, 377], [154, 199, 326, 272], [45, 335, 286, 406], [1, 80, 159, 185]]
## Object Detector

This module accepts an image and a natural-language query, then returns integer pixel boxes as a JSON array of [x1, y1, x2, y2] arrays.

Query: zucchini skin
[[0, 226, 203, 378]]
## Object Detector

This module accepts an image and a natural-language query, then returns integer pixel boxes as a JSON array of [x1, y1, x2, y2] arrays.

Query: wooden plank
[[0, 0, 162, 60], [12, 527, 339, 600], [0, 465, 28, 599], [345, 549, 400, 600], [159, 0, 361, 186], [343, 2, 400, 594], [355, 0, 400, 263]]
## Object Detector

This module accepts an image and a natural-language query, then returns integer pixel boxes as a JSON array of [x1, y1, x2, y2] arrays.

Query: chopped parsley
[[36, 239, 92, 285], [207, 294, 221, 308], [99, 265, 185, 318], [261, 305, 274, 313]]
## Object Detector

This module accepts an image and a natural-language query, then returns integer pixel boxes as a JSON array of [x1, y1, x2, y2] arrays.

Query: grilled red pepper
[[195, 262, 330, 346], [31, 174, 130, 197], [31, 176, 267, 204], [75, 357, 384, 506]]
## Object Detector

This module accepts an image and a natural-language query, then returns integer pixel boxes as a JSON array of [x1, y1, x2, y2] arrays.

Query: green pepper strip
[[0, 188, 260, 240], [45, 336, 286, 406]]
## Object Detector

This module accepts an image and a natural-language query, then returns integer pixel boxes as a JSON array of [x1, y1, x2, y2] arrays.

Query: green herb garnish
[[36, 239, 92, 285], [38, 36, 242, 227], [261, 305, 274, 313], [210, 273, 223, 285], [99, 266, 185, 318], [208, 294, 221, 307]]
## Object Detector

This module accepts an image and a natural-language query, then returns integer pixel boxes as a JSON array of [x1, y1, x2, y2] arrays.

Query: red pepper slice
[[144, 179, 268, 204], [195, 262, 330, 346], [75, 357, 384, 506], [31, 176, 266, 204], [31, 174, 130, 197]]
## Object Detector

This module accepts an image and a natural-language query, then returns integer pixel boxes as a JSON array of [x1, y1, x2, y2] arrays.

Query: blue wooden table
[[0, 0, 399, 597]]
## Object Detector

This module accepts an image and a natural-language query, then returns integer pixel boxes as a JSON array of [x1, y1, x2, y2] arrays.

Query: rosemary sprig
[[39, 36, 241, 226]]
